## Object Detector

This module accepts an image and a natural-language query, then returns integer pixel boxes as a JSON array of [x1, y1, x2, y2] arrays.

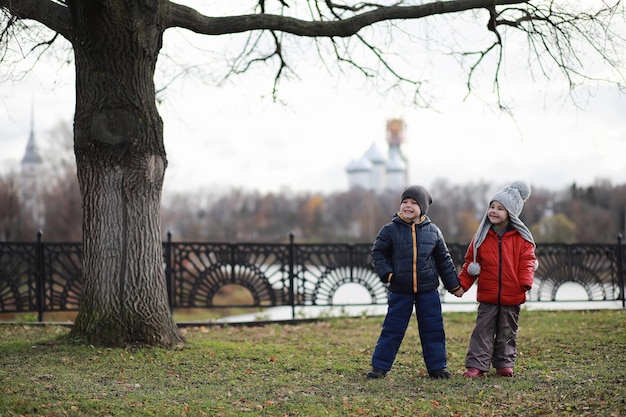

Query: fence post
[[289, 232, 295, 320], [165, 231, 173, 311], [618, 234, 624, 309], [35, 230, 44, 322]]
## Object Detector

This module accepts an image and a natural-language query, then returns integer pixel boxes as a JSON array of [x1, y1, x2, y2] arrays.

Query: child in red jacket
[[458, 181, 537, 377]]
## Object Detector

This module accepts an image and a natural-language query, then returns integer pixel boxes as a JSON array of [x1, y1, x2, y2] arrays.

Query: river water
[[216, 281, 624, 323]]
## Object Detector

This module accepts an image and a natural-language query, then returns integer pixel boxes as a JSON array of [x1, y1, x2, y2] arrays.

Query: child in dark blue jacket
[[367, 185, 464, 379]]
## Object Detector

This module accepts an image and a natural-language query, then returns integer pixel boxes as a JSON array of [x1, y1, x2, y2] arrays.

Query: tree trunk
[[68, 1, 184, 348]]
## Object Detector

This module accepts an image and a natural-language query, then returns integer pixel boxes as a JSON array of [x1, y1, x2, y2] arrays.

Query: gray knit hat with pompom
[[467, 181, 536, 276]]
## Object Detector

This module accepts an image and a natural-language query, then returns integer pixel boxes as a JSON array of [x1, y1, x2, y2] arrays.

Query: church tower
[[385, 118, 408, 190], [346, 118, 409, 192], [20, 108, 45, 229]]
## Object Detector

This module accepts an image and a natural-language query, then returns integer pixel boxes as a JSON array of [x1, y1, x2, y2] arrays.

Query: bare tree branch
[[4, 0, 623, 108], [165, 0, 528, 35], [444, 1, 625, 108], [0, 0, 71, 40]]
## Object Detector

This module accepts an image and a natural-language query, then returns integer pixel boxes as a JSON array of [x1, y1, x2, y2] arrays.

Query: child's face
[[400, 198, 422, 221], [487, 200, 510, 227]]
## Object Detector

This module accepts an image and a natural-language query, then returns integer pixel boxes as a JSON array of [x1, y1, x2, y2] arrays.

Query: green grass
[[1, 310, 625, 416]]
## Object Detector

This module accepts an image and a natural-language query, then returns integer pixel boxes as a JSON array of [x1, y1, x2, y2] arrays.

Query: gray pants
[[465, 303, 520, 371]]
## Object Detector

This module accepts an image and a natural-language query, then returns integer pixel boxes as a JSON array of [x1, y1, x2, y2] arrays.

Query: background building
[[19, 110, 45, 230], [346, 118, 408, 192]]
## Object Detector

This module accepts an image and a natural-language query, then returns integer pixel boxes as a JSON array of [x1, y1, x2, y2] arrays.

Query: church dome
[[346, 156, 372, 173], [346, 118, 409, 192], [364, 142, 385, 164]]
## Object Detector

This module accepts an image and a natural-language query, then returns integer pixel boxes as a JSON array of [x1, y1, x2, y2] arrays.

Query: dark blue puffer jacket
[[372, 213, 461, 294]]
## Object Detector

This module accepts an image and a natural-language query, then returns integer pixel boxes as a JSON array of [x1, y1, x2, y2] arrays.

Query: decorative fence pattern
[[1, 233, 625, 321]]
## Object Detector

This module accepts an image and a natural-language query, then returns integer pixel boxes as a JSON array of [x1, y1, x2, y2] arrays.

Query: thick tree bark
[[67, 1, 183, 348]]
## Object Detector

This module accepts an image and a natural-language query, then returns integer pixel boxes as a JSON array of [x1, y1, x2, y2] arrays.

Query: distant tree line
[[2, 123, 624, 244], [0, 158, 626, 243], [2, 159, 625, 244], [158, 178, 626, 245], [6, 169, 624, 244]]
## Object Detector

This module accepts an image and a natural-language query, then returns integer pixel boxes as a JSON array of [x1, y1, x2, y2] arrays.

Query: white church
[[19, 112, 46, 230], [346, 118, 409, 192]]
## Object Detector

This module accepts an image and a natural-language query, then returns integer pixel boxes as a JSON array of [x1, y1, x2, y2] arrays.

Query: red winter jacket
[[459, 228, 536, 305]]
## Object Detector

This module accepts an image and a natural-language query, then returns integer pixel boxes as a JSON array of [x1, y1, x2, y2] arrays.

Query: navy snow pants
[[371, 290, 448, 373]]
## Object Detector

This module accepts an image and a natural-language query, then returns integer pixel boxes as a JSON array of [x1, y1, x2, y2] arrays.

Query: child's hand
[[453, 288, 464, 298], [380, 272, 391, 284]]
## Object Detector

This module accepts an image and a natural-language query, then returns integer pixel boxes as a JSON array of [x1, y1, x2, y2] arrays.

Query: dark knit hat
[[400, 185, 432, 214]]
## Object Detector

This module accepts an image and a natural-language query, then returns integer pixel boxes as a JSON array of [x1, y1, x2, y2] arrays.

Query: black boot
[[366, 367, 388, 379], [428, 368, 451, 379]]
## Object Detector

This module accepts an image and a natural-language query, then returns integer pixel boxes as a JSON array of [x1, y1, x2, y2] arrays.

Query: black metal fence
[[1, 232, 625, 322]]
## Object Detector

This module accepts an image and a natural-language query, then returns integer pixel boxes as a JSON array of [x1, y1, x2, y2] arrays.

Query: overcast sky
[[2, 3, 625, 197]]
